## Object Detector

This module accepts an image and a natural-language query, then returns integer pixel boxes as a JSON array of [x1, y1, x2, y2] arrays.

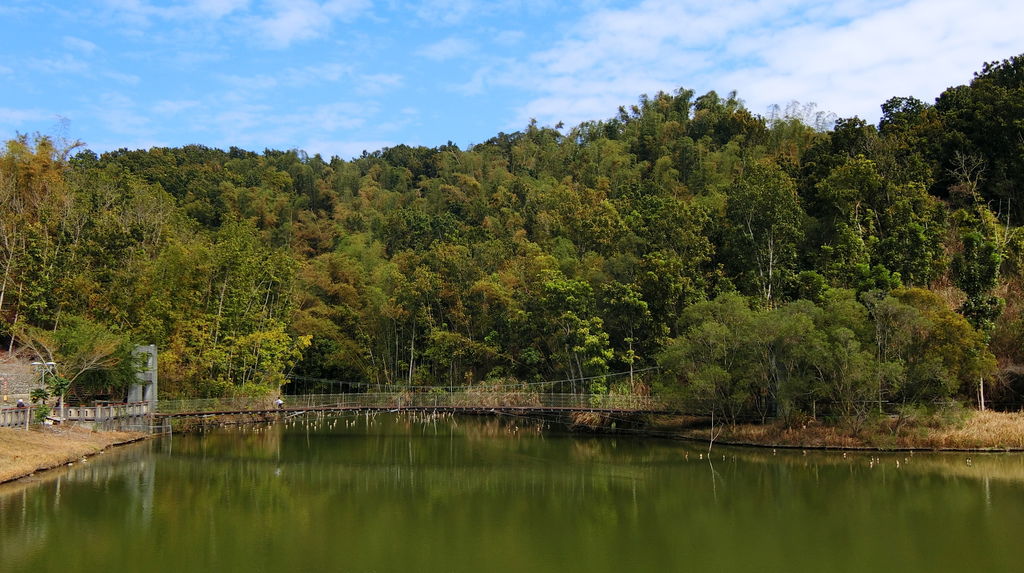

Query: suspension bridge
[[2, 369, 682, 430], [1, 392, 681, 431]]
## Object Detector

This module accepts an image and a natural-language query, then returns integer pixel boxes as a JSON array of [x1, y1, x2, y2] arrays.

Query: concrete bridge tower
[[128, 345, 158, 406]]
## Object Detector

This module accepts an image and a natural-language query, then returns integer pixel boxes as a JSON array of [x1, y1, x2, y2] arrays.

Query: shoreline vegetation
[[4, 408, 1023, 485], [649, 410, 1024, 452]]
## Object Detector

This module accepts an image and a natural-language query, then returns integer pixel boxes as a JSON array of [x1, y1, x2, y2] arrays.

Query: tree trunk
[[628, 337, 635, 388], [407, 320, 415, 386]]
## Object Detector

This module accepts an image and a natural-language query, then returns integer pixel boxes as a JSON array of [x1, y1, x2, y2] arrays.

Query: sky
[[1, 0, 1021, 160]]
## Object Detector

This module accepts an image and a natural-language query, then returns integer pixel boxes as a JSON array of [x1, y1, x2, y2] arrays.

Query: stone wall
[[0, 360, 41, 404]]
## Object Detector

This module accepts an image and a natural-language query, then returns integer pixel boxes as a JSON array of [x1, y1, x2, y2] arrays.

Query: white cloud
[[172, 50, 231, 67], [102, 0, 181, 28], [456, 66, 490, 96], [101, 0, 369, 46], [375, 107, 419, 134], [191, 0, 250, 18], [28, 55, 90, 75], [303, 102, 370, 131], [0, 4, 36, 17], [492, 0, 1024, 129], [103, 0, 248, 24], [105, 70, 141, 84], [357, 73, 403, 95], [715, 0, 1024, 119], [251, 0, 328, 47], [493, 30, 524, 46], [63, 36, 100, 55], [247, 0, 372, 48], [0, 107, 53, 125], [217, 65, 399, 103], [279, 63, 353, 87], [456, 61, 526, 96], [323, 0, 372, 19], [91, 92, 155, 138], [175, 99, 382, 155], [414, 0, 477, 26], [212, 103, 272, 130], [152, 100, 202, 115], [220, 73, 280, 93], [417, 37, 475, 61], [218, 63, 378, 100]]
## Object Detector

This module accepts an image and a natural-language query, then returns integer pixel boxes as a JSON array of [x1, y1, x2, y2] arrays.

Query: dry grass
[[916, 410, 1024, 450], [569, 411, 608, 429], [653, 417, 869, 449], [650, 410, 1024, 451], [0, 426, 146, 483]]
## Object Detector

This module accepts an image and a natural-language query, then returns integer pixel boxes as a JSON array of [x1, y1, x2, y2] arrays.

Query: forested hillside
[[2, 55, 1023, 423]]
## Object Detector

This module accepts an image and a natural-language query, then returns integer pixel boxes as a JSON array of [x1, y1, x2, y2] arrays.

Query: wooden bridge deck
[[3, 393, 681, 428]]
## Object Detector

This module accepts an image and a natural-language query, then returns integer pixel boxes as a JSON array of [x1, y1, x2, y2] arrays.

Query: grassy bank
[[0, 426, 146, 483], [651, 410, 1024, 451]]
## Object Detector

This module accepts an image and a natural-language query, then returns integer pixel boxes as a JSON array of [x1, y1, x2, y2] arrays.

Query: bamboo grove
[[2, 55, 1023, 425]]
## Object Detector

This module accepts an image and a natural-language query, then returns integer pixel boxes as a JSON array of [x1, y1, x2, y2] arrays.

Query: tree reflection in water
[[2, 413, 1023, 573]]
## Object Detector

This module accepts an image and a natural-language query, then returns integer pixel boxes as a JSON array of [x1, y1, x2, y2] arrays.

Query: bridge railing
[[1, 402, 154, 430], [0, 405, 34, 429], [155, 392, 678, 415], [65, 402, 151, 421]]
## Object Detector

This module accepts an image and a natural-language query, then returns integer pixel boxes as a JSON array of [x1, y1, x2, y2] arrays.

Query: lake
[[2, 412, 1023, 572]]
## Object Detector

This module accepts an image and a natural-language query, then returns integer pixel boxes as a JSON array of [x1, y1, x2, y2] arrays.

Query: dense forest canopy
[[2, 54, 1023, 423]]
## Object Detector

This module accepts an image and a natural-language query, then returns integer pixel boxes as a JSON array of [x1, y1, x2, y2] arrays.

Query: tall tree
[[725, 161, 805, 306]]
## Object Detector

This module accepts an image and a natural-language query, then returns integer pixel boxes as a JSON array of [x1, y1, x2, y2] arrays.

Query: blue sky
[[1, 0, 1021, 160]]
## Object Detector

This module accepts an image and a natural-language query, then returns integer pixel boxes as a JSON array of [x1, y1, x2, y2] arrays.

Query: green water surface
[[2, 413, 1023, 572]]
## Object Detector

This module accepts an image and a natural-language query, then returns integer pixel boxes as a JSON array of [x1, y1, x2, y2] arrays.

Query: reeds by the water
[[654, 410, 1024, 450]]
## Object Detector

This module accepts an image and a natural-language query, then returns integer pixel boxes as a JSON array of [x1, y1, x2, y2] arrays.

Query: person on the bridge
[[15, 398, 26, 408], [275, 396, 284, 409]]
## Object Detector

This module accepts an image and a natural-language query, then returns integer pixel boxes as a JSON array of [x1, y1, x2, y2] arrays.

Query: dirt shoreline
[[0, 426, 148, 484]]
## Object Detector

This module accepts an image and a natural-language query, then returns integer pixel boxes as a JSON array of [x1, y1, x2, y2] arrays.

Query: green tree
[[934, 54, 1024, 222], [15, 315, 132, 411], [659, 293, 759, 425], [725, 161, 805, 306], [805, 290, 877, 428], [750, 300, 821, 423], [952, 229, 1003, 333], [537, 274, 612, 392], [888, 288, 996, 405], [599, 282, 659, 387]]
